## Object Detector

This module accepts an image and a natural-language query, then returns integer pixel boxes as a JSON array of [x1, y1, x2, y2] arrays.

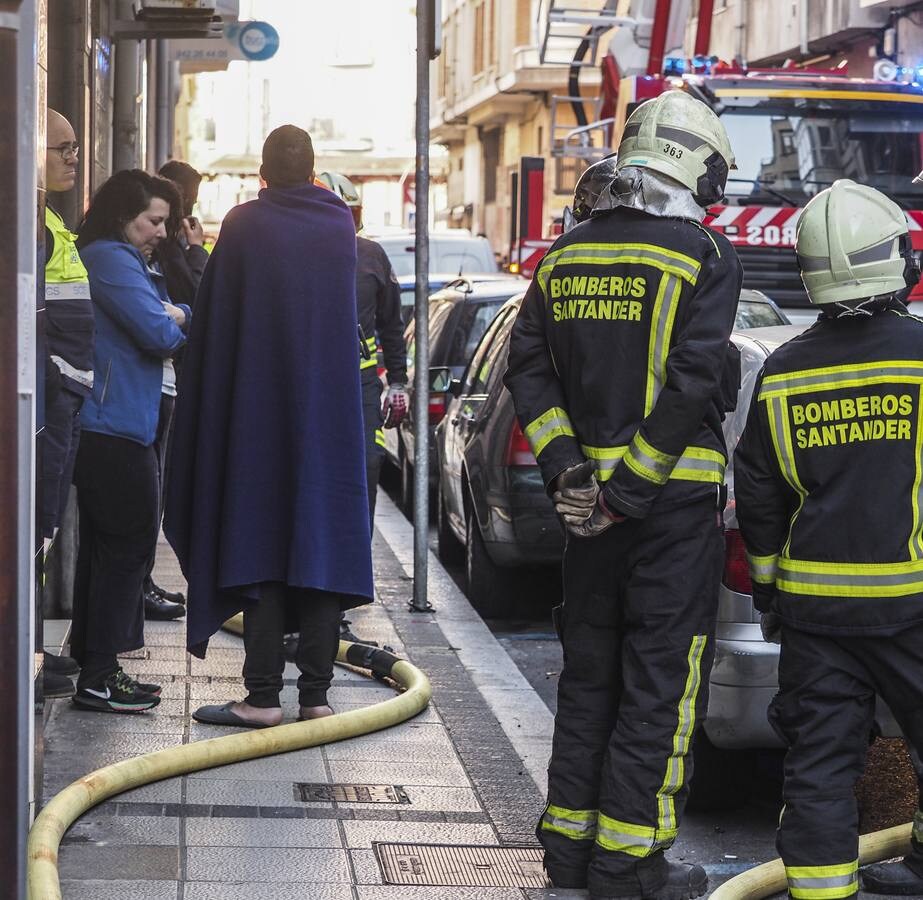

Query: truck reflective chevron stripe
[[785, 861, 859, 900], [49, 355, 94, 390], [539, 805, 597, 841], [646, 274, 682, 415], [375, 428, 385, 448], [581, 444, 724, 484], [525, 407, 576, 458], [759, 361, 923, 400], [913, 810, 923, 844], [595, 814, 677, 858], [747, 551, 780, 585], [656, 635, 707, 838], [536, 242, 701, 297], [44, 282, 90, 301], [360, 335, 378, 370], [776, 558, 923, 598], [623, 432, 680, 486]]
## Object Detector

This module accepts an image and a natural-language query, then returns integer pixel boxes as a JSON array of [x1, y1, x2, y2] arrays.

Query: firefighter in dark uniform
[[318, 172, 408, 524], [504, 91, 741, 900], [735, 179, 923, 899]]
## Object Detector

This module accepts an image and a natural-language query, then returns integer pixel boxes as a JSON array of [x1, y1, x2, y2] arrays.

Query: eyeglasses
[[47, 142, 79, 162]]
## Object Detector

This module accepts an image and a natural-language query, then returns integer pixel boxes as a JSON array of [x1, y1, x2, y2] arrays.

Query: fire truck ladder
[[537, 0, 634, 67]]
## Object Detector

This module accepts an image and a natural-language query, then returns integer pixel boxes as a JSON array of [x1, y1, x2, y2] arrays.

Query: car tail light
[[428, 391, 447, 425], [723, 528, 752, 595], [505, 419, 537, 466]]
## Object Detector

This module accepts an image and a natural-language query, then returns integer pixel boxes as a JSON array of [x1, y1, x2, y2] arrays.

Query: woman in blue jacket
[[71, 170, 191, 713]]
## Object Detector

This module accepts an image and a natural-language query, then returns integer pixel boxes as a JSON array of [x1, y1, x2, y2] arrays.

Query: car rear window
[[735, 300, 785, 329], [447, 299, 506, 366]]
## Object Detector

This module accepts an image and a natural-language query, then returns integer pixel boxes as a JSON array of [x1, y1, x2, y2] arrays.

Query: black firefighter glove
[[760, 612, 782, 644], [552, 460, 626, 539]]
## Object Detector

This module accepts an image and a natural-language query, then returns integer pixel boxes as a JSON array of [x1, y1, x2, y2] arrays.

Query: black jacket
[[504, 208, 742, 519], [735, 306, 923, 635], [357, 236, 406, 384], [154, 237, 209, 307]]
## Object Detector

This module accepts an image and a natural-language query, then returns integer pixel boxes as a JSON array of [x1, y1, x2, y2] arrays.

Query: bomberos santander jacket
[[504, 207, 742, 519], [735, 303, 923, 635]]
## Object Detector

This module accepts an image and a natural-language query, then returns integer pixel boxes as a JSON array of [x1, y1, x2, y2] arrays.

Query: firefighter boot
[[862, 858, 923, 896], [592, 862, 708, 900]]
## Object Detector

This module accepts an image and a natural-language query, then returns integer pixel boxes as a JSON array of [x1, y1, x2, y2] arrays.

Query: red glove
[[382, 383, 408, 428]]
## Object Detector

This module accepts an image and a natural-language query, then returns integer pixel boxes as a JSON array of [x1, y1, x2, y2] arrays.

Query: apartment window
[[483, 129, 501, 203], [474, 1, 485, 74], [486, 0, 495, 70]]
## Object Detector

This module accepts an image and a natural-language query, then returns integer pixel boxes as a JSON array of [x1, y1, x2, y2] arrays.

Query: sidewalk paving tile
[[342, 820, 498, 849], [61, 815, 180, 847], [184, 817, 343, 848], [184, 846, 353, 882], [58, 880, 179, 900], [183, 883, 355, 900]]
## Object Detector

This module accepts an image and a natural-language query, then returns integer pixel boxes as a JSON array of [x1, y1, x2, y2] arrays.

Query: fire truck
[[512, 2, 923, 314]]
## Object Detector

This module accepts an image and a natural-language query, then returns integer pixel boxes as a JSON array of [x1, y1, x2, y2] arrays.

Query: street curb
[[373, 491, 555, 797]]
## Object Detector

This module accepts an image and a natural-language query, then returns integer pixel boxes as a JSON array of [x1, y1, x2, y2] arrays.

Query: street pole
[[411, 0, 435, 613]]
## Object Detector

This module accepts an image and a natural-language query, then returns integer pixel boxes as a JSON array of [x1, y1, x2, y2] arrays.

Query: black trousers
[[143, 392, 175, 591], [40, 388, 84, 538], [361, 375, 384, 526], [771, 624, 923, 899], [540, 496, 724, 897], [242, 583, 343, 708], [71, 431, 159, 687]]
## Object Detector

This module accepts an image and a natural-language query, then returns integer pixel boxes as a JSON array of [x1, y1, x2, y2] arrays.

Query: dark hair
[[76, 169, 183, 250], [158, 159, 202, 217], [260, 125, 315, 188]]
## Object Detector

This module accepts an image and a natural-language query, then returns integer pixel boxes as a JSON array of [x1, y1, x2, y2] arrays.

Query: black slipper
[[192, 702, 277, 728]]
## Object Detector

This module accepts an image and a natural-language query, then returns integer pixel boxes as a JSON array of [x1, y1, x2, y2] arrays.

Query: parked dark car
[[382, 275, 527, 510], [434, 288, 791, 617], [396, 272, 523, 324]]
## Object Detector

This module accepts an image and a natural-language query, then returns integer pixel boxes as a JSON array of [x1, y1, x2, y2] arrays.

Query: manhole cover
[[374, 842, 546, 887], [294, 783, 410, 804]]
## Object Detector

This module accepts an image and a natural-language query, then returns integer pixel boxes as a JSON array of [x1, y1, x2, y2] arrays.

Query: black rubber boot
[[592, 862, 708, 900], [862, 859, 923, 896]]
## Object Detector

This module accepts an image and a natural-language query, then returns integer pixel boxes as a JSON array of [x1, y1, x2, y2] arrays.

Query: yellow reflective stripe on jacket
[[656, 635, 707, 837], [645, 274, 682, 415], [360, 336, 378, 370], [375, 429, 386, 448], [45, 206, 90, 285], [537, 242, 701, 297], [747, 552, 780, 586], [786, 861, 858, 899], [540, 805, 597, 841], [623, 432, 679, 486], [777, 557, 923, 597], [595, 814, 677, 858], [580, 444, 725, 485], [759, 360, 923, 400], [764, 395, 808, 556], [525, 407, 576, 458], [911, 386, 923, 559]]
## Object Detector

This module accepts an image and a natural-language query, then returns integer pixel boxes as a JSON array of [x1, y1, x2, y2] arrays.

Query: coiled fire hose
[[710, 823, 913, 899], [27, 617, 432, 900]]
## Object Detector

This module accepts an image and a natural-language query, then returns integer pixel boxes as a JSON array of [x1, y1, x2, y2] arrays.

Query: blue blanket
[[164, 183, 374, 656]]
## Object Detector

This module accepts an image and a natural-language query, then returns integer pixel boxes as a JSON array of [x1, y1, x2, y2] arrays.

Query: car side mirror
[[429, 366, 452, 392]]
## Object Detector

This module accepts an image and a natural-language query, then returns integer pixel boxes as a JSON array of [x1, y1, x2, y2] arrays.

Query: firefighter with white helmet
[[505, 90, 742, 899], [735, 179, 923, 899]]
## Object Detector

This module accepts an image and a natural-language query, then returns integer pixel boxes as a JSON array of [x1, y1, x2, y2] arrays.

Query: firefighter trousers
[[771, 624, 923, 899], [539, 495, 724, 896], [361, 375, 385, 526]]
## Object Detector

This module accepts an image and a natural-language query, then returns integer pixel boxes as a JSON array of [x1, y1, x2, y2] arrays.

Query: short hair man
[[165, 125, 374, 727], [42, 108, 96, 697]]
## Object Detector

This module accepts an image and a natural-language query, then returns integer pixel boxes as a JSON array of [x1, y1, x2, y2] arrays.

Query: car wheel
[[437, 480, 464, 565], [687, 731, 753, 811], [465, 508, 515, 618], [400, 449, 414, 516]]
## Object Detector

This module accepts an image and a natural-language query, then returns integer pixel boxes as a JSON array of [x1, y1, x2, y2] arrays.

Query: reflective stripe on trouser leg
[[786, 862, 858, 899], [540, 805, 598, 842]]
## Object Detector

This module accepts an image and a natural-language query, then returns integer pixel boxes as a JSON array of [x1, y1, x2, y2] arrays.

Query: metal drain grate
[[294, 783, 410, 804], [374, 842, 546, 888]]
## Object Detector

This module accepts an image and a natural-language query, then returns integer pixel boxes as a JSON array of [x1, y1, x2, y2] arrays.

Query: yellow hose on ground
[[710, 823, 913, 899], [27, 621, 432, 900]]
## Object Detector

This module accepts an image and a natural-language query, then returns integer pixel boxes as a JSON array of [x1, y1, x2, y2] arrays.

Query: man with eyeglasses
[[41, 109, 95, 699]]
